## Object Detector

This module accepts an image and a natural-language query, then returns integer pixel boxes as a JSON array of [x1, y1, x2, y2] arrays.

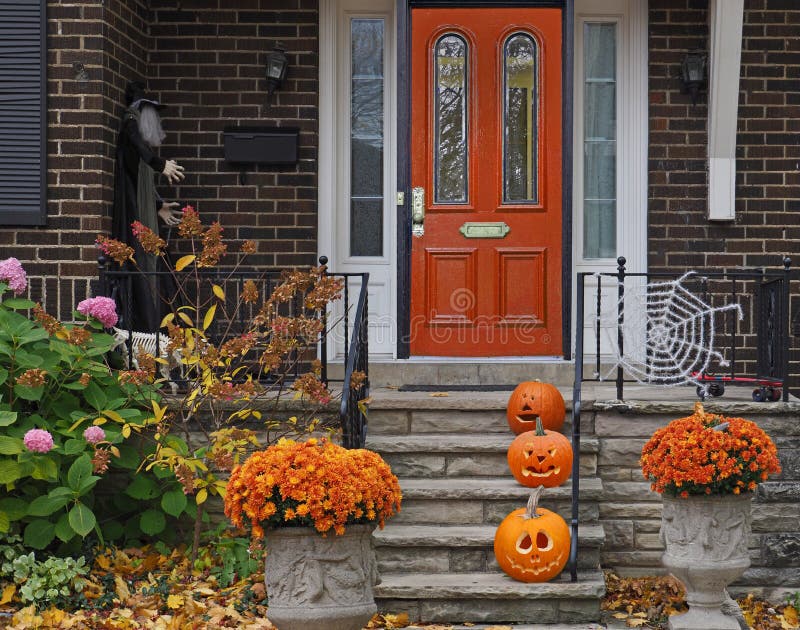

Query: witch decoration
[[112, 81, 185, 332]]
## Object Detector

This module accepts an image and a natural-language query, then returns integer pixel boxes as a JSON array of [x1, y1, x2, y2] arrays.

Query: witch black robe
[[111, 109, 169, 333]]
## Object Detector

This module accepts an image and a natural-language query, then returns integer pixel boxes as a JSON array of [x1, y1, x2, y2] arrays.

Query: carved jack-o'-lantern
[[507, 418, 573, 488], [493, 487, 570, 583], [506, 381, 565, 434]]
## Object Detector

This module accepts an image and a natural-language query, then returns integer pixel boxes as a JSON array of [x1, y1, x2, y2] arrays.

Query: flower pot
[[660, 493, 752, 630], [264, 524, 379, 630]]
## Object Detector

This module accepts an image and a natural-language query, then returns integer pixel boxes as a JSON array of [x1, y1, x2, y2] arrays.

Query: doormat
[[397, 384, 516, 392]]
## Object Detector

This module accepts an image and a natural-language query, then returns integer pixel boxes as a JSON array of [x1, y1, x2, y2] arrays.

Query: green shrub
[[0, 259, 194, 550]]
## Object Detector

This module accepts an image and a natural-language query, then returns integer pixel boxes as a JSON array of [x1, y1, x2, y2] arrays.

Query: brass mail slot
[[459, 222, 511, 239]]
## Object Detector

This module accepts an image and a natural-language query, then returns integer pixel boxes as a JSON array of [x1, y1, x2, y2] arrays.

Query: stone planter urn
[[660, 493, 752, 630], [264, 524, 380, 630]]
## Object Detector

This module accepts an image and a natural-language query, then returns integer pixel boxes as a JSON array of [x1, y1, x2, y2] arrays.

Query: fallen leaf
[[0, 583, 15, 605], [429, 392, 450, 397]]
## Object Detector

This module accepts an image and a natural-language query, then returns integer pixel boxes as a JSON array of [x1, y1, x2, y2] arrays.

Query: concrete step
[[357, 360, 577, 388], [374, 523, 604, 573], [368, 389, 590, 437], [367, 433, 598, 478], [374, 570, 606, 624], [393, 477, 602, 525]]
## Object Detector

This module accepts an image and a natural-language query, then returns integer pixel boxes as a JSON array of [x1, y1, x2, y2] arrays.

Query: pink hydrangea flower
[[0, 257, 27, 296], [23, 429, 54, 454], [83, 426, 106, 445], [76, 296, 118, 328]]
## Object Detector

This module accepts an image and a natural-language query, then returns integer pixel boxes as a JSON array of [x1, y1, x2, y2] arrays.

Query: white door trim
[[572, 0, 648, 359], [319, 0, 398, 359]]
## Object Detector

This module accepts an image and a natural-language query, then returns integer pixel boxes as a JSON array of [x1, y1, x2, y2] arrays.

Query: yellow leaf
[[175, 254, 196, 271], [121, 424, 131, 439], [0, 583, 15, 605], [613, 613, 629, 619], [93, 417, 107, 425], [202, 304, 216, 332], [196, 488, 208, 505], [95, 554, 111, 570], [626, 620, 648, 628], [784, 605, 799, 626], [177, 311, 194, 327], [166, 594, 184, 609], [429, 392, 450, 397], [110, 445, 120, 458], [152, 400, 167, 423], [212, 284, 225, 300], [114, 575, 131, 601], [160, 313, 175, 327], [102, 409, 125, 424]]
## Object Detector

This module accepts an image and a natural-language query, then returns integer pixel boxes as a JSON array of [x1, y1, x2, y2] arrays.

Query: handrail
[[569, 272, 585, 583], [339, 272, 369, 448]]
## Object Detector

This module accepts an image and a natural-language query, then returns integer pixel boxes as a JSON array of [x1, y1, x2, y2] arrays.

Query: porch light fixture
[[680, 50, 707, 106], [265, 44, 289, 96]]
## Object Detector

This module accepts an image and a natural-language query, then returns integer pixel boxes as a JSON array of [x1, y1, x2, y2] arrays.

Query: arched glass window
[[503, 33, 538, 204], [434, 34, 468, 204]]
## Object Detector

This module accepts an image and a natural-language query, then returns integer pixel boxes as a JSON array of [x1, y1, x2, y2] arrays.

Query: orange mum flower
[[640, 403, 780, 498], [223, 438, 402, 538]]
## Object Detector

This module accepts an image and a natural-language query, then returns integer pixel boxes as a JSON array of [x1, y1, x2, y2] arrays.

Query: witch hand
[[162, 160, 185, 184], [158, 203, 182, 226]]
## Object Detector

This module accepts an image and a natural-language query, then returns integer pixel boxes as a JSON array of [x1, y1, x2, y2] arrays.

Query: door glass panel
[[434, 34, 468, 204], [503, 33, 538, 203], [350, 18, 384, 257], [583, 22, 616, 259]]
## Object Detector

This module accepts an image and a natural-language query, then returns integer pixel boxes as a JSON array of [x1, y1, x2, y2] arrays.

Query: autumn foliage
[[640, 403, 781, 497], [224, 438, 402, 538]]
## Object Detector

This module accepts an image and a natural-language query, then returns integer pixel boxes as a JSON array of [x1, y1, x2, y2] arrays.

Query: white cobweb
[[600, 272, 743, 387]]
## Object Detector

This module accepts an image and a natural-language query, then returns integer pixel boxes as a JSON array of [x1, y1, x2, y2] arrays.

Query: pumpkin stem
[[524, 486, 544, 519], [535, 417, 546, 436]]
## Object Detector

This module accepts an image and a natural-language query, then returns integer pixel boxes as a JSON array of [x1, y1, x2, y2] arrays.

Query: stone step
[[367, 389, 590, 437], [368, 433, 598, 478], [393, 477, 602, 525], [374, 524, 604, 573], [374, 570, 606, 624], [356, 361, 577, 388]]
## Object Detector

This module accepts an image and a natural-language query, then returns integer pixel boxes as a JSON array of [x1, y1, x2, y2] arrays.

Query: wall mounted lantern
[[680, 51, 707, 106], [265, 44, 289, 96]]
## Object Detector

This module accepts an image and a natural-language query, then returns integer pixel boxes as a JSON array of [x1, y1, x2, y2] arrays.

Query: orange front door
[[409, 8, 562, 356]]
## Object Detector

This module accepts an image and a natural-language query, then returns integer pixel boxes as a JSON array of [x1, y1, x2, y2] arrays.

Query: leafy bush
[[98, 208, 346, 554], [0, 259, 193, 550], [8, 553, 89, 608]]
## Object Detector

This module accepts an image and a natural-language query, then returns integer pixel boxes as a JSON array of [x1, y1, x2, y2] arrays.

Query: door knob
[[412, 186, 425, 237]]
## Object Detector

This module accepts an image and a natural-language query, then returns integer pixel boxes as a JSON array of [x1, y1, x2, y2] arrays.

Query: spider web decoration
[[602, 272, 743, 387]]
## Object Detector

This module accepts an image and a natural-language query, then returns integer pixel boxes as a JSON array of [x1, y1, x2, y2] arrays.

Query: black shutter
[[0, 0, 46, 226]]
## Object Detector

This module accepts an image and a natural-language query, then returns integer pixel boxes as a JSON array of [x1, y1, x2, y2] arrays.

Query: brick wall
[[148, 0, 319, 268], [648, 0, 800, 272]]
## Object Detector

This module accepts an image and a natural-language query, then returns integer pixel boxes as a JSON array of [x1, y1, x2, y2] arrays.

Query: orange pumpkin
[[506, 381, 565, 434], [507, 418, 573, 488], [493, 487, 570, 583]]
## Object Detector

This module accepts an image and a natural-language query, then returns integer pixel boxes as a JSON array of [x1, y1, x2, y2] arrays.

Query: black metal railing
[[568, 256, 793, 581], [98, 255, 370, 448]]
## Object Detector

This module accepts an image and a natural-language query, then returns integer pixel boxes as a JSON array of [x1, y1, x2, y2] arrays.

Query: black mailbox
[[223, 126, 299, 165]]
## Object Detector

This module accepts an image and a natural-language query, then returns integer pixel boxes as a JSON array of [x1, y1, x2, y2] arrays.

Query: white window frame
[[319, 0, 398, 359], [573, 0, 648, 358]]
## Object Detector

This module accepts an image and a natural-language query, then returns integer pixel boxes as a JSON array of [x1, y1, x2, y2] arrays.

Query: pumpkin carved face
[[506, 381, 565, 434], [507, 419, 573, 488], [493, 487, 570, 582]]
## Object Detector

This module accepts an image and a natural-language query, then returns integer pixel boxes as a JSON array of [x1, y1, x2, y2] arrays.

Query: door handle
[[412, 186, 425, 237]]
